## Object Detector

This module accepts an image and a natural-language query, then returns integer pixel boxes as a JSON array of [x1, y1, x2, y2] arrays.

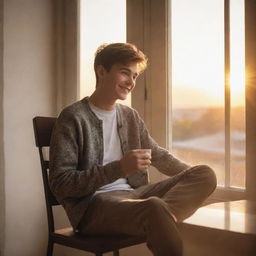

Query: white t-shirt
[[89, 103, 133, 196]]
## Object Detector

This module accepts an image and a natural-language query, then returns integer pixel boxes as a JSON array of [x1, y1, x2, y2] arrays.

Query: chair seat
[[52, 227, 146, 254]]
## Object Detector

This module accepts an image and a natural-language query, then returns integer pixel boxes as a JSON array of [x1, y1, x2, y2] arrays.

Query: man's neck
[[89, 90, 116, 111]]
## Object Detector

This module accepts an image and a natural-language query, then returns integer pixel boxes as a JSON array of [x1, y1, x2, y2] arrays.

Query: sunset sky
[[80, 0, 245, 108], [171, 0, 245, 108]]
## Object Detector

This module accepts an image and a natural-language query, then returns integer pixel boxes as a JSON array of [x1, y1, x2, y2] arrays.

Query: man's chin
[[117, 93, 128, 101]]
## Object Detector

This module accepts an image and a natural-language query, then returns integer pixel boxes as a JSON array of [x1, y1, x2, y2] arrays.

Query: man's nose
[[126, 77, 136, 88]]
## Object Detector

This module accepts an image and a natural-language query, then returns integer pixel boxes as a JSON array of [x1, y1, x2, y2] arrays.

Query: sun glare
[[230, 0, 245, 106], [171, 0, 245, 108]]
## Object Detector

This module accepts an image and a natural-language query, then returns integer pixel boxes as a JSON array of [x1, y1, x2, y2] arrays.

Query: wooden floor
[[178, 200, 256, 256]]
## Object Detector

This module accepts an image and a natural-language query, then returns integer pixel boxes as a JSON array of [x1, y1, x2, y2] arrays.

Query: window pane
[[170, 0, 246, 188], [170, 0, 225, 185], [79, 0, 129, 104], [230, 0, 245, 188]]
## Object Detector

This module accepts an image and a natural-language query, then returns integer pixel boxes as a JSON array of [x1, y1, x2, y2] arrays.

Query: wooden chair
[[33, 116, 145, 256]]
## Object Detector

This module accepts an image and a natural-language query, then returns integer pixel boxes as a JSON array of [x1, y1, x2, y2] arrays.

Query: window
[[170, 0, 245, 190], [79, 0, 129, 104], [77, 0, 256, 198]]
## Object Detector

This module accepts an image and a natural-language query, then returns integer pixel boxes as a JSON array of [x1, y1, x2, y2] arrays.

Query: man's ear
[[96, 65, 106, 79]]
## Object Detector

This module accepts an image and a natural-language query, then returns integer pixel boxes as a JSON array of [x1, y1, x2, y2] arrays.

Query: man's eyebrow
[[120, 67, 138, 77]]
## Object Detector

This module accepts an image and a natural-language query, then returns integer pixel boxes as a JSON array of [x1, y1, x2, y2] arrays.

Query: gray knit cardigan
[[49, 97, 189, 229]]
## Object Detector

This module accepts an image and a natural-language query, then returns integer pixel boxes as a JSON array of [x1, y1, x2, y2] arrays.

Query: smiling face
[[96, 62, 139, 102]]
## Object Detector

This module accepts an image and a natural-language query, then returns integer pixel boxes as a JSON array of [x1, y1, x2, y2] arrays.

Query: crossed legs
[[78, 165, 217, 256]]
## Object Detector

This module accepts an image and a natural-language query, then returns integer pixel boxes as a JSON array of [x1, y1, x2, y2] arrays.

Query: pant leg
[[77, 164, 216, 256], [162, 165, 217, 221], [135, 164, 217, 222], [78, 190, 183, 256]]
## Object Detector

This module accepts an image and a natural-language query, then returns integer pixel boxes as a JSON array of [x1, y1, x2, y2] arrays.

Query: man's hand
[[120, 149, 151, 175]]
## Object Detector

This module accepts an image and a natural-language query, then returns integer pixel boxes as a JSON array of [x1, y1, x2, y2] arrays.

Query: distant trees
[[173, 106, 245, 141]]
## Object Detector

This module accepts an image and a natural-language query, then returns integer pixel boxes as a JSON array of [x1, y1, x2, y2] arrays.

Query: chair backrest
[[33, 116, 58, 233]]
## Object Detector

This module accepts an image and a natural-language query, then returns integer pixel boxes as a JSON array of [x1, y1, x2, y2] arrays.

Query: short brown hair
[[94, 43, 148, 82]]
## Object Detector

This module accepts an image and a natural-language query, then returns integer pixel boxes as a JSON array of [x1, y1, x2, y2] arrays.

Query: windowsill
[[179, 200, 256, 235], [203, 186, 246, 205], [177, 200, 256, 255]]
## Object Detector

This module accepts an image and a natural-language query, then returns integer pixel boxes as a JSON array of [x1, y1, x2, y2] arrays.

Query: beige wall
[[2, 0, 56, 255], [0, 0, 5, 254]]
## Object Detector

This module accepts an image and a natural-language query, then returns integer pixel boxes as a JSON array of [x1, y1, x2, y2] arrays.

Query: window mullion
[[224, 0, 231, 188]]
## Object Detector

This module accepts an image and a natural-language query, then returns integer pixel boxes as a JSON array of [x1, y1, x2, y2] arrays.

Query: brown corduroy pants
[[78, 165, 217, 256]]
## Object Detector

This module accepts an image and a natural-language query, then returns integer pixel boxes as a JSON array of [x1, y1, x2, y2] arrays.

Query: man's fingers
[[133, 151, 151, 159], [141, 152, 151, 159], [138, 158, 151, 164], [121, 150, 151, 174], [137, 159, 151, 169]]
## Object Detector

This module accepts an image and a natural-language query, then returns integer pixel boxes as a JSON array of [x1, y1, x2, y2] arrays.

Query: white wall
[[3, 0, 56, 255]]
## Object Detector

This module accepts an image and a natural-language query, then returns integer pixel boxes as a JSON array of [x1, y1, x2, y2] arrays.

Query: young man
[[49, 43, 217, 256]]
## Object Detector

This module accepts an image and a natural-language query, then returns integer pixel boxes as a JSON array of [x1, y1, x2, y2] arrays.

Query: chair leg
[[47, 239, 54, 256], [113, 250, 119, 256]]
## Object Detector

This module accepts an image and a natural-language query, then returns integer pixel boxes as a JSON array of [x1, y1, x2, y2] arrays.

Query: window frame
[[127, 0, 170, 183], [245, 0, 256, 200], [127, 0, 256, 201]]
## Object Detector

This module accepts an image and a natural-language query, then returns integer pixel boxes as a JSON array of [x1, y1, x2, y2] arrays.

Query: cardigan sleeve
[[134, 110, 191, 176], [49, 109, 126, 202]]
